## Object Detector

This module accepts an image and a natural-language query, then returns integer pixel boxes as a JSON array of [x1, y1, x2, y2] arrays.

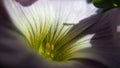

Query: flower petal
[[72, 8, 120, 68], [3, 0, 55, 48], [55, 14, 102, 55]]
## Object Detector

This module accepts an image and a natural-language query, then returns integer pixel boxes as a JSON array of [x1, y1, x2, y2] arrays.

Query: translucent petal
[[3, 0, 55, 48]]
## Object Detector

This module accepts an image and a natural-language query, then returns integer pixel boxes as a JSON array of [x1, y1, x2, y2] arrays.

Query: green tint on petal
[[4, 0, 95, 62], [3, 0, 55, 49]]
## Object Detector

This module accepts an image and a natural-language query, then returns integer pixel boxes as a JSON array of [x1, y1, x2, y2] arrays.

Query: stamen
[[46, 43, 51, 49], [46, 43, 54, 50], [51, 44, 54, 50]]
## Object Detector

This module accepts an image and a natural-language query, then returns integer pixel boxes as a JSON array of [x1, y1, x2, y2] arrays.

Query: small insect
[[63, 23, 76, 26]]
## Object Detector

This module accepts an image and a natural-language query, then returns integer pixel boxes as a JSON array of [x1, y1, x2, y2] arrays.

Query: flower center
[[46, 43, 54, 50], [37, 42, 72, 62], [44, 43, 54, 60]]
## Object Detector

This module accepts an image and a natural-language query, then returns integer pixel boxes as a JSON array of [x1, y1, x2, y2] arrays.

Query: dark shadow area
[[78, 8, 120, 68], [69, 58, 109, 68], [0, 0, 14, 29], [16, 0, 38, 6]]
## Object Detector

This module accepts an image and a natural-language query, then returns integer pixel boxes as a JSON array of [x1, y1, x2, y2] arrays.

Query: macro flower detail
[[3, 0, 96, 62]]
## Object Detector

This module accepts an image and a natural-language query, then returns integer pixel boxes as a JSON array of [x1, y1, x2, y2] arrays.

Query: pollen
[[46, 43, 50, 49], [46, 43, 54, 50]]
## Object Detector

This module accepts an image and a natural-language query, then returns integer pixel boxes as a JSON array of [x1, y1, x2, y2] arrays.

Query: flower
[[3, 0, 95, 62], [2, 0, 120, 68]]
